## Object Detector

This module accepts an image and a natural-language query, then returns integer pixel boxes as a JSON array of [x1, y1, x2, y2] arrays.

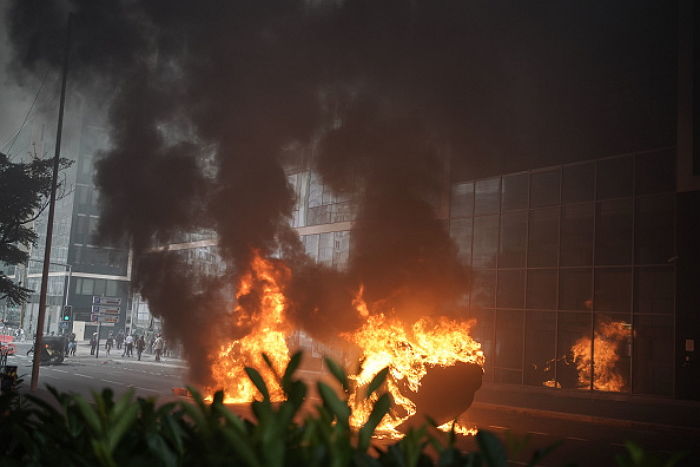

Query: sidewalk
[[74, 342, 187, 369], [473, 382, 700, 433]]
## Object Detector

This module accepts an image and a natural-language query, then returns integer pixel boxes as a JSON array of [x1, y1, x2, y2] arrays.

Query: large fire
[[206, 252, 484, 436]]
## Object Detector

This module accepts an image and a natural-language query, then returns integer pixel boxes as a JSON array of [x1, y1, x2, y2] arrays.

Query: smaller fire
[[572, 319, 631, 392]]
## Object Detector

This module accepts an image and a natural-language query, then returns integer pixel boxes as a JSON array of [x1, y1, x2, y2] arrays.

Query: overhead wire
[[1, 68, 51, 157]]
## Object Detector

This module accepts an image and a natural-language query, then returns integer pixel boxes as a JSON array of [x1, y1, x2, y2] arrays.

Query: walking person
[[69, 333, 77, 356], [116, 332, 124, 350], [89, 332, 98, 355], [105, 334, 114, 356], [153, 334, 164, 362], [136, 335, 146, 361]]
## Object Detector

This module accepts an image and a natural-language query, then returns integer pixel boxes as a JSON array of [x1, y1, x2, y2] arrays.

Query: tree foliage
[[0, 150, 72, 306]]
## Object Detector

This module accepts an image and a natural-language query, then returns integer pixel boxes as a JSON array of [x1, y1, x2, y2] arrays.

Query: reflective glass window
[[597, 156, 633, 199], [528, 207, 559, 267], [499, 211, 527, 268], [475, 178, 501, 216], [595, 199, 633, 265], [473, 215, 499, 268], [562, 163, 594, 203], [525, 311, 556, 386], [526, 269, 557, 310], [451, 182, 474, 218], [502, 174, 528, 211], [530, 170, 561, 208], [497, 269, 525, 308], [560, 203, 594, 266]]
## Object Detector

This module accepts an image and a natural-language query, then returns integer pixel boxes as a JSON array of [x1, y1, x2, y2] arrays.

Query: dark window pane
[[595, 199, 633, 265], [303, 234, 319, 260], [526, 269, 557, 310], [495, 310, 524, 370], [450, 182, 474, 218], [633, 315, 673, 396], [106, 280, 118, 297], [530, 170, 561, 208], [475, 178, 501, 216], [497, 269, 525, 308], [450, 218, 473, 265], [636, 194, 674, 264], [594, 268, 632, 313], [470, 308, 494, 380], [636, 267, 674, 314], [635, 150, 675, 195], [525, 311, 556, 386], [556, 312, 593, 390], [592, 314, 631, 392], [93, 279, 106, 296], [473, 215, 499, 268], [562, 163, 594, 203], [495, 368, 522, 384], [307, 205, 331, 225], [499, 211, 527, 268], [318, 232, 333, 265], [559, 269, 593, 311], [597, 156, 633, 199], [502, 173, 528, 211], [471, 270, 496, 309], [528, 207, 559, 267], [561, 203, 594, 266]]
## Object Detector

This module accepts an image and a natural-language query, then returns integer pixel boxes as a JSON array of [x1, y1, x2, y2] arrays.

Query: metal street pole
[[30, 14, 72, 391]]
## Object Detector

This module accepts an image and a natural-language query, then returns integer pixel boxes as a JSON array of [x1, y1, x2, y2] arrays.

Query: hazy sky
[[0, 0, 54, 157]]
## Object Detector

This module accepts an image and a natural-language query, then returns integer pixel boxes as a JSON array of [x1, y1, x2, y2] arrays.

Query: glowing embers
[[208, 252, 292, 403]]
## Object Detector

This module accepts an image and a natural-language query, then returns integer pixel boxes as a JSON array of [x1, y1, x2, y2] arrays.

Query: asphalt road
[[6, 342, 698, 466]]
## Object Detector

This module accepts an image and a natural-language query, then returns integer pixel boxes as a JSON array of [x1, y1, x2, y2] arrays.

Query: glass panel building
[[449, 149, 676, 396]]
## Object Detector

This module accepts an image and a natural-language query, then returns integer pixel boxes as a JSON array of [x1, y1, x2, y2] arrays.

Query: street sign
[[91, 313, 118, 324], [91, 305, 120, 315], [92, 296, 121, 306]]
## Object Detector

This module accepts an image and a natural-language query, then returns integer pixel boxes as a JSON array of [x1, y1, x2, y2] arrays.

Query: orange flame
[[208, 252, 292, 403], [207, 253, 484, 438], [344, 290, 484, 437], [571, 320, 631, 392]]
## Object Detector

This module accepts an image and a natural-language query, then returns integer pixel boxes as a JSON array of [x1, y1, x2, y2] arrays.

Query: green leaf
[[74, 395, 102, 434], [324, 357, 349, 393], [366, 368, 389, 399], [317, 382, 350, 427], [282, 351, 303, 390], [358, 393, 392, 452], [245, 367, 271, 401], [476, 430, 508, 467]]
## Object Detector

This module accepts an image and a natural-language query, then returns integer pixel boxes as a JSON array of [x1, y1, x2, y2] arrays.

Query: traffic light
[[62, 305, 73, 321]]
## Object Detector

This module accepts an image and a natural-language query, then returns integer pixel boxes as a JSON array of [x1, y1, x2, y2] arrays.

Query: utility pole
[[30, 14, 72, 391]]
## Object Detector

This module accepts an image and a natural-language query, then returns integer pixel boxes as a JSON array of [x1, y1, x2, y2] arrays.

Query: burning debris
[[204, 251, 483, 436]]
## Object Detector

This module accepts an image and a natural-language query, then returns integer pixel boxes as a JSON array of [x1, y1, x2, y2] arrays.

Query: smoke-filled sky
[[1, 0, 677, 383]]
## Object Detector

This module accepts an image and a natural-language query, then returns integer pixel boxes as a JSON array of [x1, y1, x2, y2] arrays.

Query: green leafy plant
[[0, 352, 688, 467]]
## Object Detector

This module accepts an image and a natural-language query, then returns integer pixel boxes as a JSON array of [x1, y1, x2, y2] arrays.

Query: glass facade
[[449, 149, 676, 396]]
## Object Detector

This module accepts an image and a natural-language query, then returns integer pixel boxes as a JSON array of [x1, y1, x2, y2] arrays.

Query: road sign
[[91, 313, 118, 324], [92, 296, 121, 306], [91, 305, 120, 315]]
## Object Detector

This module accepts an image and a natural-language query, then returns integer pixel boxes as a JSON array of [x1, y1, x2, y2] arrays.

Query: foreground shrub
[[0, 352, 686, 466]]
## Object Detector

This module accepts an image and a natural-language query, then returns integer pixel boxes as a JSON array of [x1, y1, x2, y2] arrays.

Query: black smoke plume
[[5, 0, 675, 383]]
